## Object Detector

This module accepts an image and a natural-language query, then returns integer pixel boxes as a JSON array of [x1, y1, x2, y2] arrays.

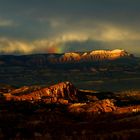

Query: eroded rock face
[[68, 99, 116, 114], [59, 52, 81, 63], [1, 82, 140, 139], [88, 49, 129, 60], [53, 49, 131, 63], [0, 49, 133, 67], [4, 82, 79, 104]]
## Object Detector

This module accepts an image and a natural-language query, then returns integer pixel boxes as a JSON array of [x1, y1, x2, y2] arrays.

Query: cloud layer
[[0, 0, 140, 55]]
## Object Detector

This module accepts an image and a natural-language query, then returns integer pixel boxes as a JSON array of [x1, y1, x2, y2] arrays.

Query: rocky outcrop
[[1, 82, 140, 139], [56, 49, 131, 63], [68, 99, 116, 114], [59, 52, 81, 63], [4, 82, 79, 104], [115, 105, 140, 115]]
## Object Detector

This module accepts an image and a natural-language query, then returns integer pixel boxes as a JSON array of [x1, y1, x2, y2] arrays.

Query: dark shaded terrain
[[0, 82, 140, 140], [0, 51, 140, 139], [0, 65, 140, 91], [0, 51, 140, 91]]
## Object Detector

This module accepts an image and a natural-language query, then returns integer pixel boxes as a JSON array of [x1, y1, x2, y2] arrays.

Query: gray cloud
[[0, 0, 140, 55]]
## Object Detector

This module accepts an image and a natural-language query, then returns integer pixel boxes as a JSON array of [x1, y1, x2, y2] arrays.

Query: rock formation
[[1, 82, 140, 139], [0, 49, 133, 67], [4, 82, 79, 104], [68, 99, 116, 114], [56, 49, 131, 63]]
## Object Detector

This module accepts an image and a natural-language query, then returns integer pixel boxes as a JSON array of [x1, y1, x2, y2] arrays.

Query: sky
[[0, 0, 140, 56]]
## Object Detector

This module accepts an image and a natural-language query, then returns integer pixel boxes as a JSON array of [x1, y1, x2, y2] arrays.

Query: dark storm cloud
[[0, 0, 140, 55]]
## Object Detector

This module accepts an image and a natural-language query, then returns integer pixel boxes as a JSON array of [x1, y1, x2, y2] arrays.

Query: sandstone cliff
[[4, 82, 79, 104], [0, 49, 134, 67], [49, 49, 131, 64], [1, 82, 140, 139]]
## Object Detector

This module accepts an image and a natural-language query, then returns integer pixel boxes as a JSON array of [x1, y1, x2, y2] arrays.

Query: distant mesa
[[57, 49, 131, 63], [0, 49, 135, 67]]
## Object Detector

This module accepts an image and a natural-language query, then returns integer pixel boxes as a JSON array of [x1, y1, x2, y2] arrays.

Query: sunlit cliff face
[[47, 49, 130, 64]]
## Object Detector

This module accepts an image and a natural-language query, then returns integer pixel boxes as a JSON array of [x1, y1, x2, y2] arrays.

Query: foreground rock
[[68, 99, 116, 114], [4, 82, 79, 104], [1, 82, 140, 139]]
